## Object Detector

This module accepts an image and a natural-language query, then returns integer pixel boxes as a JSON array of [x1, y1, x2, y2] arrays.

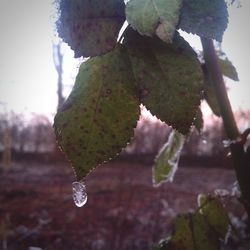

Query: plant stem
[[201, 37, 250, 226], [201, 37, 239, 140]]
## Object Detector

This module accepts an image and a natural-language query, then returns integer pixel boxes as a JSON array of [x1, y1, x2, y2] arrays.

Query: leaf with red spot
[[124, 28, 203, 134], [54, 46, 139, 180], [57, 0, 125, 57]]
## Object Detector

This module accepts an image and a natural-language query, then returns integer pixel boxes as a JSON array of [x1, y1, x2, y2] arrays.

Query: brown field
[[0, 160, 247, 250]]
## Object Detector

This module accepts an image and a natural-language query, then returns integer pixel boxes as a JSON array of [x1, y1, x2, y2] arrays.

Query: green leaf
[[179, 0, 228, 42], [171, 214, 194, 250], [125, 0, 182, 43], [218, 58, 239, 81], [170, 213, 220, 250], [192, 213, 220, 250], [198, 194, 231, 240], [153, 130, 185, 186], [57, 0, 125, 57], [124, 29, 203, 134], [54, 46, 139, 180], [202, 64, 221, 117]]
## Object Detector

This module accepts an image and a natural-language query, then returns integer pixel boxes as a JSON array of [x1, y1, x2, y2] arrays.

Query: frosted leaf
[[178, 0, 228, 42], [72, 181, 88, 207], [153, 130, 185, 186], [126, 0, 182, 43], [223, 139, 238, 148], [231, 181, 241, 198], [198, 194, 231, 241], [57, 0, 125, 57], [167, 158, 179, 183], [214, 188, 230, 197]]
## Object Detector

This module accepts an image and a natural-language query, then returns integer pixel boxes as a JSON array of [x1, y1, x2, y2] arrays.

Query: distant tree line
[[0, 112, 55, 162], [0, 109, 249, 162]]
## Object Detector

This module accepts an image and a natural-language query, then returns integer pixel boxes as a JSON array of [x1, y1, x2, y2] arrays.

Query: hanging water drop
[[72, 181, 87, 207]]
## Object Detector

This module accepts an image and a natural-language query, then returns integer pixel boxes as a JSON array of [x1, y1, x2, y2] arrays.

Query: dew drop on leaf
[[72, 181, 87, 207]]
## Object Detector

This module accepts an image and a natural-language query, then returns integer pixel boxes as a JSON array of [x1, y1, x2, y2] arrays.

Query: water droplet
[[72, 181, 87, 207]]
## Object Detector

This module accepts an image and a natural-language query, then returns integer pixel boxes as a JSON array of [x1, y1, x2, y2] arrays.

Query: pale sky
[[0, 0, 249, 120], [0, 0, 78, 119]]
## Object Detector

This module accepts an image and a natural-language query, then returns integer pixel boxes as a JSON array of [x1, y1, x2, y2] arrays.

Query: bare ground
[[0, 160, 246, 250]]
